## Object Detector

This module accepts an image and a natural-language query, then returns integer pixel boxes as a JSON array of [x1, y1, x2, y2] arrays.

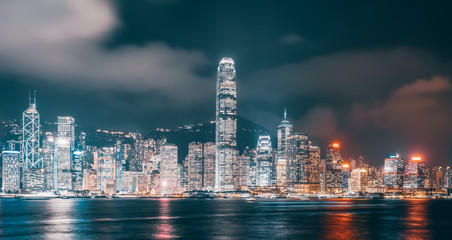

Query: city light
[[412, 157, 422, 161], [332, 143, 340, 148]]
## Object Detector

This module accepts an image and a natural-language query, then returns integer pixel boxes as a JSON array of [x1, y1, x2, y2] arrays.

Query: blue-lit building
[[342, 164, 350, 192]]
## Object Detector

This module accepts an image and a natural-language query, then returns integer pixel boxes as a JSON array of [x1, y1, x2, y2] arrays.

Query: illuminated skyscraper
[[384, 154, 404, 189], [42, 132, 55, 191], [307, 145, 321, 184], [22, 93, 41, 169], [256, 135, 273, 187], [215, 57, 238, 191], [186, 142, 203, 191], [55, 116, 75, 192], [276, 109, 293, 187], [404, 156, 425, 189], [185, 142, 216, 191], [58, 116, 75, 149], [95, 147, 116, 192], [203, 142, 216, 190], [22, 93, 45, 191], [287, 133, 309, 184], [235, 155, 251, 189], [321, 143, 343, 193], [160, 144, 178, 181], [342, 164, 350, 192], [349, 168, 368, 193], [2, 151, 21, 193]]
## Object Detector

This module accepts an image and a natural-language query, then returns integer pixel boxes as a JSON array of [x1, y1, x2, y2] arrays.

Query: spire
[[284, 108, 287, 120], [33, 90, 36, 106], [28, 90, 31, 106]]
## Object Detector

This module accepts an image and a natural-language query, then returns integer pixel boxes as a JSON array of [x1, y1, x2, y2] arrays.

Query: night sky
[[0, 0, 451, 166]]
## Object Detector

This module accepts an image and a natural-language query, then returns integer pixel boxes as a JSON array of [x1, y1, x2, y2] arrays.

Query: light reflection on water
[[154, 199, 177, 239], [403, 200, 431, 240], [0, 199, 450, 239], [44, 200, 75, 240]]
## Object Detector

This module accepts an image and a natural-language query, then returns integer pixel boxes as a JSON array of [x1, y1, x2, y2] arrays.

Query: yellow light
[[332, 143, 340, 148], [342, 164, 349, 168], [412, 157, 422, 161]]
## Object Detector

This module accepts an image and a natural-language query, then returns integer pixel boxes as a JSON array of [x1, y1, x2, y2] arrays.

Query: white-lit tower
[[215, 57, 238, 191], [256, 135, 273, 187], [276, 109, 293, 187], [22, 92, 41, 169]]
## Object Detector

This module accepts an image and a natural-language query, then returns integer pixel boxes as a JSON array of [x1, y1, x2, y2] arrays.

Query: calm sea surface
[[1, 198, 451, 239]]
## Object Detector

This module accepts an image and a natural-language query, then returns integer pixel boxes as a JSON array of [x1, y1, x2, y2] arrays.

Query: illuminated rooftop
[[220, 57, 234, 65]]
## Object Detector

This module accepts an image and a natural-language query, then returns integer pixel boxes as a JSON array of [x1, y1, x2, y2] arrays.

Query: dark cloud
[[352, 76, 452, 163], [0, 0, 210, 104]]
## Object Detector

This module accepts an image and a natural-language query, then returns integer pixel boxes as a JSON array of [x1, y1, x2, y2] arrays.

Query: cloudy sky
[[0, 0, 451, 166]]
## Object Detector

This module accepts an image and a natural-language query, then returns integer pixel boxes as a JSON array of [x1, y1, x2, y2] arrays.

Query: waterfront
[[1, 199, 451, 239]]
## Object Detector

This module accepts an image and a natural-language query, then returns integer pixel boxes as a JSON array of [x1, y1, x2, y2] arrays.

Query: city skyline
[[2, 2, 452, 239], [0, 1, 451, 167]]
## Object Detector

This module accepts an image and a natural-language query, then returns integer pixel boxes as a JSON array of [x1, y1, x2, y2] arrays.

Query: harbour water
[[1, 199, 451, 239]]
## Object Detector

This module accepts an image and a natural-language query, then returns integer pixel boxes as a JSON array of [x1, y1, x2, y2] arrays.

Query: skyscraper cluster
[[1, 58, 451, 198]]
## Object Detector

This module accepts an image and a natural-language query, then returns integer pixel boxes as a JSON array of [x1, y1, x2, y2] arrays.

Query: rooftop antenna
[[28, 90, 31, 106], [33, 90, 36, 106], [284, 108, 287, 120]]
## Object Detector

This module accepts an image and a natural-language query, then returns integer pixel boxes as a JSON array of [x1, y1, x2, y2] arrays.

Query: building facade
[[276, 109, 293, 187], [215, 57, 238, 191], [256, 135, 273, 187], [384, 154, 404, 189], [2, 151, 21, 193]]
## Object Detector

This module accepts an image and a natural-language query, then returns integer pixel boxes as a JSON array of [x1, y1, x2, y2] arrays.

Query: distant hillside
[[147, 116, 276, 162]]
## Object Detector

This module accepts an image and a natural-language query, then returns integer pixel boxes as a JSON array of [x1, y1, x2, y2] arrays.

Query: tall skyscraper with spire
[[22, 91, 45, 191], [215, 57, 238, 191], [276, 108, 293, 187], [22, 91, 41, 169]]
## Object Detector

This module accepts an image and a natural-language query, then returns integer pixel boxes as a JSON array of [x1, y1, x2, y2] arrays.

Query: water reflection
[[318, 200, 367, 239], [44, 199, 75, 240], [154, 199, 176, 239], [403, 200, 431, 240]]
